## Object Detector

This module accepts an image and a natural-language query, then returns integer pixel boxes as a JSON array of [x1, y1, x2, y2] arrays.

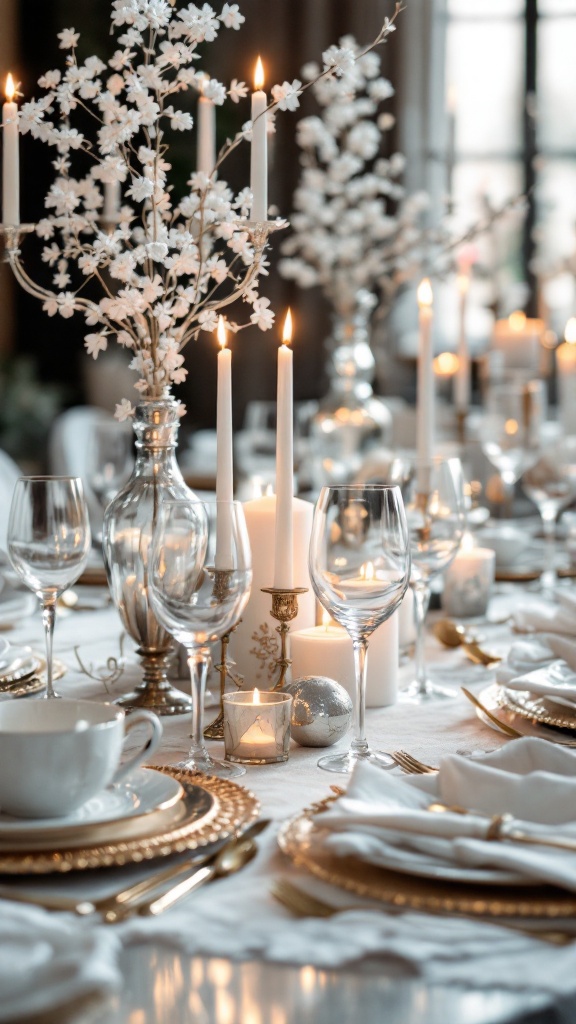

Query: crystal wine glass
[[521, 432, 576, 591], [149, 499, 252, 779], [481, 379, 544, 499], [8, 476, 91, 699], [309, 484, 410, 773], [400, 457, 466, 703], [86, 421, 134, 536]]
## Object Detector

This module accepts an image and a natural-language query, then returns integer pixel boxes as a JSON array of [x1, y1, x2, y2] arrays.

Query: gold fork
[[270, 878, 573, 944], [391, 750, 438, 774]]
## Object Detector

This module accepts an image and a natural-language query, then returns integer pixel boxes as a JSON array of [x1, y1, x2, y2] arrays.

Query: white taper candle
[[416, 278, 434, 491], [454, 271, 470, 412], [197, 92, 216, 177], [2, 74, 19, 226], [274, 309, 294, 588], [250, 57, 268, 223], [215, 316, 234, 569]]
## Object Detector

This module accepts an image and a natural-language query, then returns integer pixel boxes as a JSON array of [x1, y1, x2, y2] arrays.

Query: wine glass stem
[[351, 638, 369, 757], [541, 508, 557, 591], [188, 647, 210, 760], [42, 600, 57, 699], [412, 581, 431, 697]]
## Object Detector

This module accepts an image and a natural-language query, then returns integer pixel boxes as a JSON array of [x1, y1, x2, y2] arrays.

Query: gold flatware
[[461, 641, 501, 667], [121, 820, 268, 921], [0, 818, 270, 919], [460, 687, 521, 737], [270, 878, 573, 945], [495, 569, 542, 583], [390, 750, 438, 774]]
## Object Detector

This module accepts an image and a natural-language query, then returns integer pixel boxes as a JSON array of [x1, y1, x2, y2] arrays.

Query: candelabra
[[203, 567, 243, 740], [261, 586, 308, 692]]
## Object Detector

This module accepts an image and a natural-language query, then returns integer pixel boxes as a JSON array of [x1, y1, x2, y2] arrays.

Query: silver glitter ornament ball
[[283, 676, 352, 747]]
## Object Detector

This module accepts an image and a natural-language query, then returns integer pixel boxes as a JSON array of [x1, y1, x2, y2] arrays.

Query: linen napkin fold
[[319, 739, 576, 889], [504, 663, 576, 709], [512, 588, 576, 635], [0, 899, 121, 1023]]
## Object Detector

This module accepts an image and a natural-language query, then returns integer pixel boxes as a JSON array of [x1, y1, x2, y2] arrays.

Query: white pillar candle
[[250, 57, 268, 222], [230, 493, 315, 688], [454, 271, 470, 412], [215, 316, 234, 569], [2, 74, 19, 226], [442, 544, 495, 619], [416, 278, 434, 490], [274, 310, 294, 589], [557, 318, 576, 436], [197, 91, 216, 177], [290, 612, 399, 708], [491, 311, 543, 373]]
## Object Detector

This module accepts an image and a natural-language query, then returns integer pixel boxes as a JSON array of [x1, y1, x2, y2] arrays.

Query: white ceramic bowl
[[476, 525, 529, 568]]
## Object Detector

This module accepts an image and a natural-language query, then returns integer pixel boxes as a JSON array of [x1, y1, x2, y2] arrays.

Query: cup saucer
[[0, 767, 182, 835]]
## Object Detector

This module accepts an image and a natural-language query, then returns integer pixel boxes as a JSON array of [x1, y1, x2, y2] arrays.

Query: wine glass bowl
[[8, 476, 91, 699], [522, 432, 576, 589], [309, 484, 410, 773], [149, 499, 252, 779], [481, 379, 544, 489], [401, 457, 466, 703]]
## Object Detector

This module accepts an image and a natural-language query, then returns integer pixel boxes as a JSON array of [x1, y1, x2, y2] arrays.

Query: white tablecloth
[[2, 582, 576, 1021]]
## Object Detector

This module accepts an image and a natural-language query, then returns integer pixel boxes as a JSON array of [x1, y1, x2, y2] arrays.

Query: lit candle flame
[[5, 74, 15, 103], [433, 352, 459, 376], [282, 307, 292, 346], [361, 561, 375, 581], [253, 687, 261, 705], [217, 314, 227, 350], [565, 318, 576, 344], [417, 278, 433, 308], [505, 418, 519, 437], [254, 57, 265, 90], [508, 310, 526, 332], [322, 609, 331, 629]]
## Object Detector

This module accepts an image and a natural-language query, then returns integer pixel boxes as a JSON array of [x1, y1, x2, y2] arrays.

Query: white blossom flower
[[38, 70, 61, 89], [271, 80, 302, 113], [57, 27, 79, 49], [115, 398, 136, 422], [250, 296, 274, 330], [228, 78, 248, 103], [202, 78, 226, 105], [85, 331, 108, 359], [220, 3, 245, 29], [126, 175, 155, 202], [322, 46, 355, 77]]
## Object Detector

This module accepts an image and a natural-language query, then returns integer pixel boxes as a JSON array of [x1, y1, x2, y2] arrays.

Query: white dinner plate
[[0, 582, 37, 625], [0, 766, 183, 836]]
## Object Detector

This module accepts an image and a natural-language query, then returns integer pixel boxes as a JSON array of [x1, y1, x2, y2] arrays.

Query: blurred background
[[1, 0, 575, 473]]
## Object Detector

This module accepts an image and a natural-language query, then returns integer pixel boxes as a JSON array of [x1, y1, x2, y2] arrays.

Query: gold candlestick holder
[[203, 566, 243, 740], [261, 586, 308, 692], [203, 621, 243, 740]]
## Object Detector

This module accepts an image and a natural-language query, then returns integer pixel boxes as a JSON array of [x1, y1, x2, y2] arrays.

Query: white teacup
[[0, 699, 162, 819]]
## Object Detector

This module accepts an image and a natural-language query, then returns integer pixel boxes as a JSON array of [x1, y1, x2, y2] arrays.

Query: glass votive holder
[[223, 690, 292, 764], [442, 547, 496, 619]]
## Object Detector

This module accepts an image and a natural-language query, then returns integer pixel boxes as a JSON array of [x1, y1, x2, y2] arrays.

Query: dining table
[[2, 561, 576, 1024]]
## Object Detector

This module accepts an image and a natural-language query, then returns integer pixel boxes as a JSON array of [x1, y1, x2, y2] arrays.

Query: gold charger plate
[[500, 686, 576, 732], [0, 656, 67, 699], [0, 766, 259, 874], [278, 807, 576, 921]]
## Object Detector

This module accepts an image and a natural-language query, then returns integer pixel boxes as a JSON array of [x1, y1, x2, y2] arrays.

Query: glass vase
[[311, 289, 392, 484], [102, 393, 196, 715]]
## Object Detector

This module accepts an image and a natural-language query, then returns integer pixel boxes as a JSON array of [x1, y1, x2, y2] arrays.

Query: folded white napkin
[[512, 588, 576, 635], [0, 900, 121, 1023], [319, 739, 576, 890], [505, 663, 576, 709], [496, 632, 576, 689]]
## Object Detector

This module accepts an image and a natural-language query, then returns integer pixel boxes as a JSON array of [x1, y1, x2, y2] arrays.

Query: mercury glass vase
[[311, 289, 392, 485], [102, 393, 196, 715]]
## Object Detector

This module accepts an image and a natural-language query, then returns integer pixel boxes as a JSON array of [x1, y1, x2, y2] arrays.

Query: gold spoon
[[434, 620, 501, 666]]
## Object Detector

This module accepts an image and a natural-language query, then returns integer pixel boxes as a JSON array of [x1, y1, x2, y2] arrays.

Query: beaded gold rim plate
[[278, 808, 576, 920], [501, 686, 576, 731], [0, 766, 259, 874]]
